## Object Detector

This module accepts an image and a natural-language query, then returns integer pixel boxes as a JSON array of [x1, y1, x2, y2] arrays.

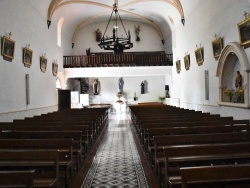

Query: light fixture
[[181, 18, 185, 26], [98, 0, 133, 53]]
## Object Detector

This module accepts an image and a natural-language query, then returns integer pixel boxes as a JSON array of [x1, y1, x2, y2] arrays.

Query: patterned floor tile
[[81, 113, 149, 188]]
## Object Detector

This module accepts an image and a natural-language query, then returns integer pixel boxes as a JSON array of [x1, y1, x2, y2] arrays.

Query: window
[[57, 17, 64, 47]]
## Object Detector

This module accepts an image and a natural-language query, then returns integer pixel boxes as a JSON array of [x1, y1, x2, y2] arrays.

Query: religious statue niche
[[93, 78, 100, 95], [95, 29, 102, 42], [118, 77, 123, 93], [134, 25, 140, 41], [141, 81, 145, 94]]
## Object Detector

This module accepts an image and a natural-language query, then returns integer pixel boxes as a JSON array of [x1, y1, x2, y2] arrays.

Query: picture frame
[[176, 60, 181, 74], [23, 47, 33, 68], [52, 62, 58, 76], [40, 55, 47, 73], [184, 54, 190, 70], [194, 47, 203, 66], [1, 36, 15, 59], [238, 16, 250, 47], [212, 37, 223, 59]]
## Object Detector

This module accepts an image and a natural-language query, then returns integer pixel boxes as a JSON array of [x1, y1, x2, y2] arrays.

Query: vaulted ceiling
[[47, 0, 195, 45]]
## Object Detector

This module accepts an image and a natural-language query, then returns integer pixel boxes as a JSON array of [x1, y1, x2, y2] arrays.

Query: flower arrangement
[[224, 89, 234, 102], [236, 86, 244, 103], [116, 92, 124, 104], [116, 92, 122, 99], [236, 87, 244, 97]]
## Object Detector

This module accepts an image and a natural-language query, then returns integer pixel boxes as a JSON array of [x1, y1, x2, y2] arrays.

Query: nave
[[80, 112, 150, 187]]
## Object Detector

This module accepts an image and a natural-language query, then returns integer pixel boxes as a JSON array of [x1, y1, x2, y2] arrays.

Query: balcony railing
[[63, 51, 173, 68]]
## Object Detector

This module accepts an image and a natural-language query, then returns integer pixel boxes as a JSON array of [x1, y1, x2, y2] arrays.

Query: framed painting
[[1, 36, 15, 59], [52, 62, 58, 76], [194, 47, 203, 66], [40, 55, 47, 73], [238, 16, 250, 47], [212, 37, 223, 59], [23, 47, 33, 68], [184, 54, 190, 70], [176, 60, 181, 74]]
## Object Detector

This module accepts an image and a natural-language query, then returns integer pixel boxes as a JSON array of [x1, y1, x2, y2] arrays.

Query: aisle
[[81, 112, 149, 187]]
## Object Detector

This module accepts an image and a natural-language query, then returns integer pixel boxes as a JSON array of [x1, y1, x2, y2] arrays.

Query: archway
[[216, 42, 250, 108]]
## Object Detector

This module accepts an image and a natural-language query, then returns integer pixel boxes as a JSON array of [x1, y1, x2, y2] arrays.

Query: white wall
[[71, 20, 166, 55], [0, 0, 71, 120], [70, 76, 165, 112], [172, 0, 250, 119]]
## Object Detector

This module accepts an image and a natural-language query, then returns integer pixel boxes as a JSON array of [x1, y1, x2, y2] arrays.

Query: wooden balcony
[[63, 51, 173, 68]]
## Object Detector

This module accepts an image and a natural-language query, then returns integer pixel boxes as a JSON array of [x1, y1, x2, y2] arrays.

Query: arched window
[[57, 17, 64, 47]]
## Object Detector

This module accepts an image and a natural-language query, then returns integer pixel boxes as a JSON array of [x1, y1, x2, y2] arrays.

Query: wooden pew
[[141, 119, 249, 147], [145, 123, 249, 160], [0, 131, 83, 168], [153, 132, 250, 182], [0, 150, 59, 188], [11, 120, 97, 144], [180, 164, 250, 188], [163, 142, 250, 188], [0, 125, 90, 156], [164, 142, 250, 187], [0, 170, 35, 188], [138, 117, 235, 139], [0, 139, 73, 187]]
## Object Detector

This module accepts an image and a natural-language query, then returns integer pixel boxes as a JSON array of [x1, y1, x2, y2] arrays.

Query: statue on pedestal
[[93, 78, 99, 95], [141, 81, 145, 94]]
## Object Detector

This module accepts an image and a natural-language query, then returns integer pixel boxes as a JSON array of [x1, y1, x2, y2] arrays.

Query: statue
[[141, 81, 145, 94], [95, 29, 102, 42], [118, 78, 123, 92], [86, 48, 90, 55], [93, 78, 99, 95], [134, 25, 140, 41], [235, 71, 242, 89]]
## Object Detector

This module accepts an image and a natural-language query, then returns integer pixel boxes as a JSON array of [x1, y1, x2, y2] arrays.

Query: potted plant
[[158, 96, 166, 103]]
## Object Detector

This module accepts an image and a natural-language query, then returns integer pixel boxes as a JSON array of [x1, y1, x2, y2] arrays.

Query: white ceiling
[[48, 0, 200, 43]]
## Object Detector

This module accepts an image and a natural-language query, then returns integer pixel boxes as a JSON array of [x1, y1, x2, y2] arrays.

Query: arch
[[71, 9, 165, 45], [48, 0, 184, 22], [56, 71, 66, 89], [216, 42, 250, 108], [47, 0, 184, 44]]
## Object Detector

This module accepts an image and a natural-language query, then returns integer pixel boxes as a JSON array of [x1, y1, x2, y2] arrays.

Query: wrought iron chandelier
[[98, 0, 133, 53]]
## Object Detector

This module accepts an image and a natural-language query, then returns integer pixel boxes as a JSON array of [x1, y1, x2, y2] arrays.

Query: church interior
[[1, 0, 250, 187]]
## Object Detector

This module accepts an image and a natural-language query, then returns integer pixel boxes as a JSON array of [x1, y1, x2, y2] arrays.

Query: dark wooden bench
[[0, 131, 83, 168], [137, 117, 237, 143], [11, 120, 98, 144], [0, 124, 90, 156], [163, 142, 250, 188], [145, 122, 249, 156], [0, 170, 35, 188], [153, 132, 250, 182], [0, 150, 59, 188], [180, 164, 250, 188], [0, 139, 73, 187]]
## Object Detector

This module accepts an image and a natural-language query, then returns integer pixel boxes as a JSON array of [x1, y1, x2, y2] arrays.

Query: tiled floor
[[81, 112, 149, 188]]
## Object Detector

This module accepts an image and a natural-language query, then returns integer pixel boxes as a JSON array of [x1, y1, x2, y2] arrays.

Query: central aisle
[[81, 112, 149, 187]]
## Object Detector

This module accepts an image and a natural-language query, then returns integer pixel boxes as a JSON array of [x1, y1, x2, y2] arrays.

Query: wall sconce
[[47, 20, 51, 29], [181, 18, 185, 26]]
